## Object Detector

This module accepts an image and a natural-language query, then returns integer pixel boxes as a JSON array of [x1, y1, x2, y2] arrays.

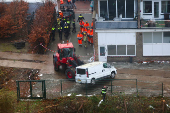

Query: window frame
[[143, 1, 152, 14], [98, 0, 136, 19], [107, 45, 136, 56]]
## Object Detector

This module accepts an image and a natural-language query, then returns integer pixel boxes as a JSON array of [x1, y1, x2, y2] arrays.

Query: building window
[[153, 32, 162, 43], [118, 0, 125, 18], [108, 0, 116, 20], [108, 45, 116, 55], [107, 45, 135, 56], [161, 1, 170, 13], [143, 32, 152, 43], [99, 0, 135, 20], [163, 32, 170, 43], [127, 45, 135, 55], [117, 45, 126, 55], [126, 0, 134, 18], [100, 47, 105, 56], [143, 32, 170, 43], [100, 1, 108, 19], [143, 1, 152, 13]]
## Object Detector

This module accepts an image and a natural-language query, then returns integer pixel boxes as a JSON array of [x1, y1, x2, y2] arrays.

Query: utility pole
[[138, 0, 140, 28]]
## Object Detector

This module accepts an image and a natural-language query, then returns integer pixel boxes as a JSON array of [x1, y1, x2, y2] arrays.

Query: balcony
[[141, 19, 170, 28], [95, 21, 138, 29]]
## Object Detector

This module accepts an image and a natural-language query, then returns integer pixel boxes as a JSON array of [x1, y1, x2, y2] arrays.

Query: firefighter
[[51, 26, 56, 41], [63, 16, 66, 23], [72, 19, 76, 33], [89, 29, 93, 45], [66, 18, 71, 33], [79, 20, 84, 33], [64, 22, 69, 39], [77, 31, 83, 46], [77, 14, 85, 22], [101, 86, 108, 102], [58, 25, 63, 40]]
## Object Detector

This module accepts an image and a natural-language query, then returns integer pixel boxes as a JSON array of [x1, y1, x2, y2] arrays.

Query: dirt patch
[[0, 67, 40, 91]]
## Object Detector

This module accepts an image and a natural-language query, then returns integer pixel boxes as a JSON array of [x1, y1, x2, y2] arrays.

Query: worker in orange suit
[[87, 28, 90, 43], [79, 20, 84, 33], [60, 0, 64, 4], [67, 0, 71, 4], [89, 29, 93, 45], [59, 11, 63, 18], [82, 27, 87, 35], [60, 0, 64, 9], [77, 31, 83, 46], [84, 21, 89, 28]]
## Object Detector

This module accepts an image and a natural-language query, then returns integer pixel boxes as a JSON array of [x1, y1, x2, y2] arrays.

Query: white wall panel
[[143, 44, 152, 56], [98, 33, 106, 45], [152, 44, 162, 55], [99, 32, 136, 45], [163, 44, 170, 55]]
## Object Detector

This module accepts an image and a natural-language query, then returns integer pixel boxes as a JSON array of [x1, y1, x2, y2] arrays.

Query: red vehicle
[[53, 42, 84, 79]]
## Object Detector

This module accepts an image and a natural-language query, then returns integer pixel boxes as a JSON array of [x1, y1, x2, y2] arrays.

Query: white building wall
[[98, 32, 136, 45]]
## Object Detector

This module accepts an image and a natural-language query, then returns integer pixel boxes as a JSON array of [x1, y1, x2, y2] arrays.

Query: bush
[[0, 1, 28, 39]]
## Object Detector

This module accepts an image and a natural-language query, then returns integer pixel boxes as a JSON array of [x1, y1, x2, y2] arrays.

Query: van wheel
[[91, 78, 95, 85], [65, 68, 75, 80], [110, 72, 115, 78]]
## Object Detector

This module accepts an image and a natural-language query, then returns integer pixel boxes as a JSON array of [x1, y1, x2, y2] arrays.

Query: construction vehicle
[[53, 42, 84, 79], [57, 3, 75, 20]]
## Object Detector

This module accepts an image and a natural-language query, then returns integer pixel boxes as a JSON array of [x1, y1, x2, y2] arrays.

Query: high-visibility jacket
[[67, 20, 70, 24], [58, 26, 62, 30], [77, 33, 83, 40], [87, 29, 90, 35], [84, 23, 89, 28], [89, 30, 93, 37], [79, 21, 84, 27], [78, 15, 84, 20], [82, 27, 87, 33], [52, 27, 55, 31], [60, 0, 64, 4], [102, 88, 106, 94], [91, 22, 93, 28]]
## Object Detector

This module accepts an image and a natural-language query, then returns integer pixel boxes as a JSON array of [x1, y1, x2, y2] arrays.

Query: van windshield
[[77, 68, 86, 74]]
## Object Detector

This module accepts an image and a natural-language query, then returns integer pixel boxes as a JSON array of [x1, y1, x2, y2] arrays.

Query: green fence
[[16, 79, 168, 100], [16, 80, 46, 100]]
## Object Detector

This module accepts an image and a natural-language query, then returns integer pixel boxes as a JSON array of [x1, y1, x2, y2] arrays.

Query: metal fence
[[16, 79, 170, 100]]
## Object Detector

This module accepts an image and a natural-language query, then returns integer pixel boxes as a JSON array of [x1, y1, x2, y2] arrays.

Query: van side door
[[103, 63, 111, 76]]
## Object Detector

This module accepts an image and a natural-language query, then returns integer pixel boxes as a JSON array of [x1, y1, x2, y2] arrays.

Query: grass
[[0, 43, 29, 53], [0, 90, 170, 113]]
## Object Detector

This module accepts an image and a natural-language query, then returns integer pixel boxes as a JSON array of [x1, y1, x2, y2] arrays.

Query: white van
[[75, 62, 117, 84]]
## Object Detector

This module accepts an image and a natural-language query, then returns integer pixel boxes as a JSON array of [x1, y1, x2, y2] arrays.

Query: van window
[[103, 63, 107, 68], [77, 68, 86, 74]]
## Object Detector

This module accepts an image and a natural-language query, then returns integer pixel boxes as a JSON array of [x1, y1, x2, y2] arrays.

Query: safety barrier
[[16, 79, 169, 100]]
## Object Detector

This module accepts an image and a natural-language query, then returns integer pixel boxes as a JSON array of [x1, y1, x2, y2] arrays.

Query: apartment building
[[93, 0, 170, 62]]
